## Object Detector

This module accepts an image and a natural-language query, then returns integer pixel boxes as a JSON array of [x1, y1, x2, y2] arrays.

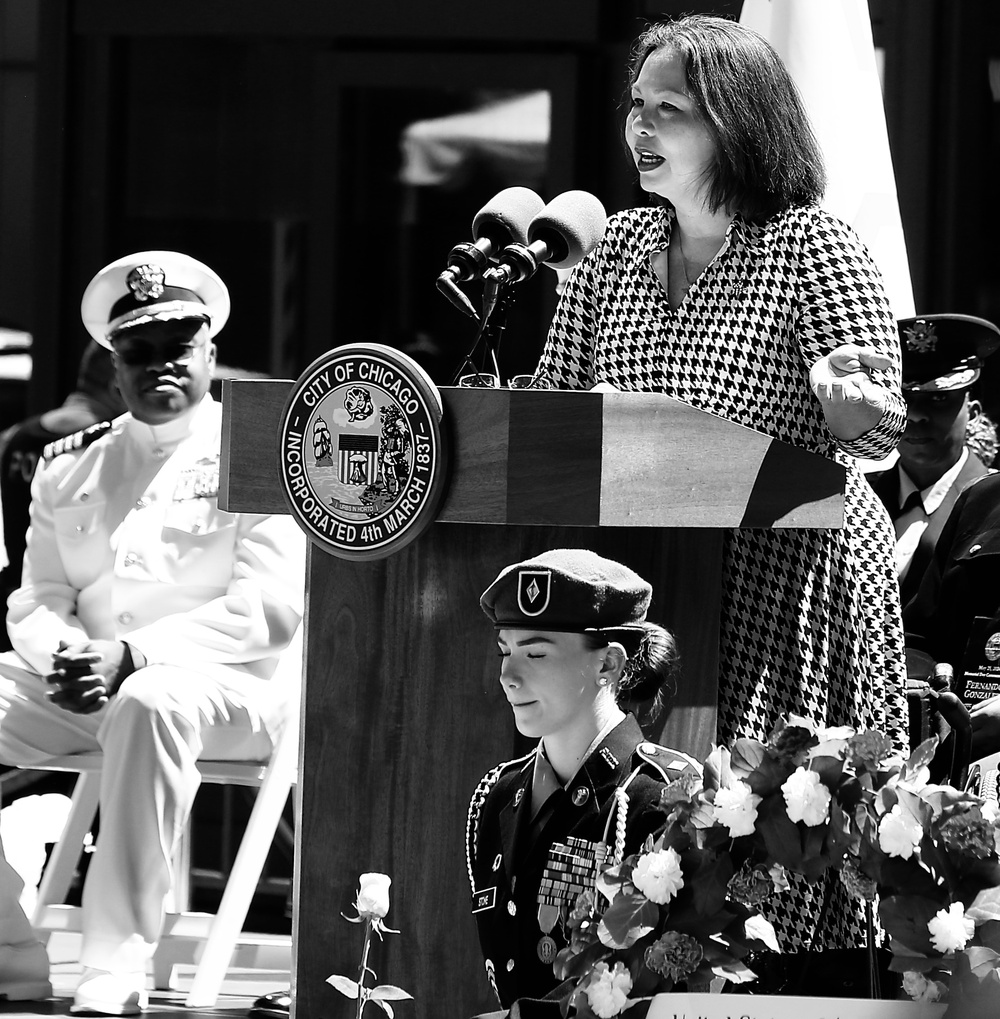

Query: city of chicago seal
[[279, 343, 448, 560]]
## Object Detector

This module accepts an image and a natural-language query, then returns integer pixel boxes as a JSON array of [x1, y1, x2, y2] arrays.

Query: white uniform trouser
[[0, 652, 286, 973]]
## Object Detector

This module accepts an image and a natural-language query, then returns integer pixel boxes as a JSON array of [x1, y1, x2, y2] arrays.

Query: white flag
[[740, 0, 915, 318]]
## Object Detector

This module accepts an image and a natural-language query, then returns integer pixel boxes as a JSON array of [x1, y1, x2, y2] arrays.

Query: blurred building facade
[[1, 0, 998, 408]]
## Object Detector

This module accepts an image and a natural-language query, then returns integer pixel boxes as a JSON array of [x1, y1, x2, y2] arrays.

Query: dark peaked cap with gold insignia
[[480, 548, 651, 637], [898, 313, 1000, 393], [80, 250, 231, 349]]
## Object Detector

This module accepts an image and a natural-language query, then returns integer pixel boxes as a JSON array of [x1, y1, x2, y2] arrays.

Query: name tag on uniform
[[472, 887, 497, 913]]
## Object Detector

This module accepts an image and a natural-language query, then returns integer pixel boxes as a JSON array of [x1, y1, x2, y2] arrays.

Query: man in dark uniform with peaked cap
[[867, 313, 1000, 606], [0, 251, 305, 1015]]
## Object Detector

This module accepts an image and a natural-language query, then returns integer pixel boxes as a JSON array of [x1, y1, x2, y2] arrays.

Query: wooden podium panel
[[293, 522, 720, 1019], [218, 377, 842, 1019], [437, 388, 845, 529], [219, 382, 846, 529]]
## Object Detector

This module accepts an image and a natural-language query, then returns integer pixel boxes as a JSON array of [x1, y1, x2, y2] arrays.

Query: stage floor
[[0, 935, 283, 1019]]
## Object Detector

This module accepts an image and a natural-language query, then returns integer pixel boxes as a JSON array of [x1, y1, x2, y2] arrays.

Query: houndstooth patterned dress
[[535, 203, 909, 951]]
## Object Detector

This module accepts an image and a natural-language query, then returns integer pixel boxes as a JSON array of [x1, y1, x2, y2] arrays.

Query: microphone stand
[[449, 274, 516, 387]]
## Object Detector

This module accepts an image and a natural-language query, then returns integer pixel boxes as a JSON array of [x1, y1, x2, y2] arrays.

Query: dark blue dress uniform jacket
[[904, 472, 1000, 672], [867, 452, 989, 608], [466, 715, 700, 1010]]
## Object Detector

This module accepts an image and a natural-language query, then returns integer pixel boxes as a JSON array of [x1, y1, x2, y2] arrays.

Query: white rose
[[632, 846, 684, 905], [981, 801, 1000, 856], [878, 806, 923, 860], [781, 767, 831, 826], [927, 902, 975, 954], [901, 970, 944, 1002], [713, 781, 762, 837], [585, 961, 632, 1018], [769, 863, 790, 893], [355, 872, 391, 919]]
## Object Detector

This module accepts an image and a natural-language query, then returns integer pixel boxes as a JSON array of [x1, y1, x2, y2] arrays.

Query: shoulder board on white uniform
[[42, 421, 112, 461], [633, 740, 702, 782], [465, 751, 534, 894]]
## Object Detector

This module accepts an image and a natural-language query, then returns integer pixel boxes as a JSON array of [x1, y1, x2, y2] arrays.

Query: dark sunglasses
[[112, 338, 207, 367]]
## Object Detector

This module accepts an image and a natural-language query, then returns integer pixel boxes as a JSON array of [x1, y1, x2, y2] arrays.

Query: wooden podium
[[220, 380, 845, 1019]]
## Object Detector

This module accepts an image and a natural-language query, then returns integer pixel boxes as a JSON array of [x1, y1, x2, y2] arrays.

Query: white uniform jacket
[[6, 395, 305, 683]]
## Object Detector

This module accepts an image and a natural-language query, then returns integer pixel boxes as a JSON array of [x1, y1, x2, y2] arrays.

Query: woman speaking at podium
[[532, 14, 907, 984]]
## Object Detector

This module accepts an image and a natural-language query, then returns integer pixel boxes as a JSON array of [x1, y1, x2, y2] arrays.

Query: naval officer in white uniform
[[0, 251, 305, 1015]]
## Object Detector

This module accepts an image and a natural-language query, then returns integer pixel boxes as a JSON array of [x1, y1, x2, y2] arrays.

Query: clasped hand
[[46, 639, 132, 714]]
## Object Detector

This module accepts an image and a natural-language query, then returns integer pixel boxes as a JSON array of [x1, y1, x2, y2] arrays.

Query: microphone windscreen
[[472, 187, 545, 248], [527, 190, 607, 270]]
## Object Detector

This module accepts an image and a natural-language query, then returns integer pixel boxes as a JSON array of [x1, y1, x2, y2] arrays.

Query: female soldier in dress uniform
[[466, 548, 700, 1015]]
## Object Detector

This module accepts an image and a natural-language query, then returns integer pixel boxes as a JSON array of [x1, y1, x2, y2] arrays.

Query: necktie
[[894, 490, 924, 521]]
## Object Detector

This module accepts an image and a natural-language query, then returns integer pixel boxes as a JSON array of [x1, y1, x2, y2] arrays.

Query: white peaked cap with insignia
[[81, 250, 230, 349]]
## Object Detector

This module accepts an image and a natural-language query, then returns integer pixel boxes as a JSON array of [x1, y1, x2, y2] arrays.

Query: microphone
[[482, 190, 607, 289], [436, 187, 545, 319]]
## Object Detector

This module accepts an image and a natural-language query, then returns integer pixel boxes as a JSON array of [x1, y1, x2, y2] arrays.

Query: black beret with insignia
[[480, 548, 651, 638], [898, 313, 1000, 393]]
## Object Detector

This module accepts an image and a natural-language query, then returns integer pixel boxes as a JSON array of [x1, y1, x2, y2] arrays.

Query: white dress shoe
[[71, 967, 148, 1016]]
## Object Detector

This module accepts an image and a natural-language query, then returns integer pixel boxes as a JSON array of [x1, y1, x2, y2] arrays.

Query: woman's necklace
[[676, 229, 697, 288]]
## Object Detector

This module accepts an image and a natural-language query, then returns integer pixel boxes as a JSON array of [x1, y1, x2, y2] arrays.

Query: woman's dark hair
[[584, 622, 679, 720], [625, 15, 826, 221]]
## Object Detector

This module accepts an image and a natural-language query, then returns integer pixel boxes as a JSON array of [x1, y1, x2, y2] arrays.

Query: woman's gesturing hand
[[809, 343, 894, 440]]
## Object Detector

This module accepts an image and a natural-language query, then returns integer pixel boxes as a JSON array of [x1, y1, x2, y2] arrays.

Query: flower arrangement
[[553, 717, 1000, 1018], [327, 873, 413, 1018]]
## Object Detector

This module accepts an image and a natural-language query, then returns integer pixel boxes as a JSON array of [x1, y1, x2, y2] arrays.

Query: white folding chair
[[29, 723, 297, 1007]]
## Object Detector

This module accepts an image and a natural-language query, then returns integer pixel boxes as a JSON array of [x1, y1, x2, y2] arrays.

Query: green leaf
[[964, 946, 1000, 980], [688, 851, 732, 916], [886, 952, 945, 975], [703, 745, 732, 792], [879, 894, 942, 955], [895, 787, 934, 829], [826, 800, 857, 860], [326, 975, 360, 999], [688, 798, 718, 831], [809, 755, 845, 788], [730, 738, 766, 777], [976, 920, 1000, 953], [802, 820, 828, 863], [566, 984, 600, 1019], [834, 774, 864, 812], [369, 985, 413, 1001], [949, 950, 1000, 1010], [699, 939, 739, 965], [711, 961, 757, 984], [664, 899, 737, 937], [857, 819, 885, 878], [755, 795, 805, 870], [878, 855, 942, 899], [372, 1001, 393, 1018], [903, 737, 939, 777], [744, 753, 793, 799], [553, 941, 609, 982], [968, 886, 1000, 923], [598, 893, 658, 948]]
